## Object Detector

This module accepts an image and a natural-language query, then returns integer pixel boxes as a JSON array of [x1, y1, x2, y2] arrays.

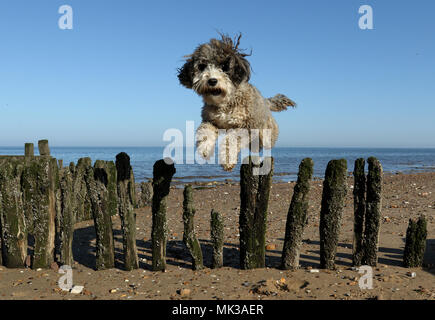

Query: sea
[[1, 146, 434, 184]]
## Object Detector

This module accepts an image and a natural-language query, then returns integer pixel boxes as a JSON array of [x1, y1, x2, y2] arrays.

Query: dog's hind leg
[[196, 122, 218, 160]]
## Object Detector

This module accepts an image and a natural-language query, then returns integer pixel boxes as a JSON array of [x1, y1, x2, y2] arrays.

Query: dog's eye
[[198, 63, 207, 71], [222, 60, 230, 72]]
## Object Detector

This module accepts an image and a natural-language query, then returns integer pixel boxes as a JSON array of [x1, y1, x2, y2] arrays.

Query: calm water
[[1, 146, 434, 183]]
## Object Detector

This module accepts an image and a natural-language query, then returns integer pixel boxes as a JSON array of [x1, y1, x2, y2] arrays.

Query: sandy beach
[[0, 171, 433, 300]]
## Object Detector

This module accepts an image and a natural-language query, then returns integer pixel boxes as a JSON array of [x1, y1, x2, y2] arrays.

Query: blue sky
[[0, 0, 434, 147]]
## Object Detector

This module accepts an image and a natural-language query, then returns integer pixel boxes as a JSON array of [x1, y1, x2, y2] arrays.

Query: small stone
[[266, 244, 276, 250], [309, 269, 320, 273], [83, 289, 92, 296], [109, 289, 117, 293], [70, 285, 84, 294], [407, 272, 416, 278], [178, 288, 191, 297], [36, 268, 42, 272], [50, 262, 59, 272]]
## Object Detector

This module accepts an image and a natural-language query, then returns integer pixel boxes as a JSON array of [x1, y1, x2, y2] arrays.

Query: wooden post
[[362, 157, 382, 266], [151, 159, 176, 271], [352, 158, 366, 266], [74, 158, 93, 222], [25, 143, 34, 157], [239, 156, 274, 269], [139, 181, 153, 207], [210, 209, 224, 269], [182, 185, 203, 270], [85, 161, 115, 270], [38, 139, 50, 156], [58, 166, 76, 266], [403, 216, 427, 268], [0, 220, 2, 266], [105, 161, 118, 217], [0, 159, 27, 268], [21, 157, 58, 269], [281, 158, 313, 270], [319, 159, 347, 269], [115, 153, 138, 271]]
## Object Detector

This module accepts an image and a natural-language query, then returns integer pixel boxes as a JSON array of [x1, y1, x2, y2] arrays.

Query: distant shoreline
[[156, 169, 435, 187]]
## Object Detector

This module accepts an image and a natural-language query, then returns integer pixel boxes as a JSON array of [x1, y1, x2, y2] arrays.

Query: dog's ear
[[178, 59, 194, 88], [231, 55, 251, 85]]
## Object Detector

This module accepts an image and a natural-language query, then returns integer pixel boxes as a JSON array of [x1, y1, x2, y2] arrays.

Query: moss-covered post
[[25, 143, 34, 157], [403, 216, 427, 268], [139, 181, 153, 207], [74, 158, 93, 222], [319, 159, 347, 269], [58, 166, 76, 266], [352, 158, 366, 266], [210, 209, 224, 269], [239, 156, 274, 270], [21, 157, 58, 269], [182, 185, 203, 270], [362, 157, 382, 266], [115, 153, 138, 271], [85, 161, 115, 270], [151, 159, 176, 271], [105, 161, 118, 217], [0, 159, 27, 268], [281, 158, 313, 270], [0, 220, 2, 266], [38, 139, 50, 156]]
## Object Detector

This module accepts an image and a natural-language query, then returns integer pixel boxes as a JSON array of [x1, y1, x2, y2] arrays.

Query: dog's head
[[178, 33, 251, 105]]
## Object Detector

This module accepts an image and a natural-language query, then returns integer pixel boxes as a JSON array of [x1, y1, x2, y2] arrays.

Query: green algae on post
[[281, 158, 313, 270], [239, 156, 274, 270], [116, 153, 139, 271], [182, 184, 203, 270], [319, 159, 348, 270], [151, 159, 176, 271]]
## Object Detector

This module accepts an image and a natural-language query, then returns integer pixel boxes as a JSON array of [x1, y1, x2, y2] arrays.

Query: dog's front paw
[[196, 138, 215, 160], [221, 162, 236, 172]]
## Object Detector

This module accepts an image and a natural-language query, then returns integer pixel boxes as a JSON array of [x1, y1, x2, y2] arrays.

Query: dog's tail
[[266, 94, 297, 112]]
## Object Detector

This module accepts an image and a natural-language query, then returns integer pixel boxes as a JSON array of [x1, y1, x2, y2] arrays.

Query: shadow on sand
[[71, 225, 420, 271]]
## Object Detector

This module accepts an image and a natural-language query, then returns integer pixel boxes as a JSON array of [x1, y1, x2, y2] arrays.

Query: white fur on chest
[[203, 105, 247, 129]]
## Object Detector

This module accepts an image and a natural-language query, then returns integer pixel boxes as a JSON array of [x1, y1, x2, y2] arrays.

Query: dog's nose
[[208, 78, 218, 86]]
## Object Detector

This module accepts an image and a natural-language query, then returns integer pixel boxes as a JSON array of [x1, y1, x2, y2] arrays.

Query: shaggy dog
[[178, 34, 296, 171]]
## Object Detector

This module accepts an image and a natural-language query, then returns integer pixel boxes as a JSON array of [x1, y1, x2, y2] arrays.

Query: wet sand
[[0, 172, 434, 300]]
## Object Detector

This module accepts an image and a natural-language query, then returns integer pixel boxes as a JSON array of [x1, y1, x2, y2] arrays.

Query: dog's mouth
[[203, 88, 224, 96]]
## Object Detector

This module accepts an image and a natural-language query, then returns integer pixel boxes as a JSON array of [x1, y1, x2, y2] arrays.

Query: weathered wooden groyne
[[0, 141, 145, 270], [0, 143, 427, 272]]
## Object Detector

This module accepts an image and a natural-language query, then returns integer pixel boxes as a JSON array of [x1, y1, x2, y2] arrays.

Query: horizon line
[[1, 145, 435, 149]]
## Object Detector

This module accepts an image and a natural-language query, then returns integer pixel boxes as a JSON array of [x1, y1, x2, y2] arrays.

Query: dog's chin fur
[[178, 34, 296, 171]]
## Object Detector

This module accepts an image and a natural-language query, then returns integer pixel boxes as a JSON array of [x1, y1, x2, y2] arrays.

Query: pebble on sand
[[70, 285, 84, 294], [177, 288, 191, 297]]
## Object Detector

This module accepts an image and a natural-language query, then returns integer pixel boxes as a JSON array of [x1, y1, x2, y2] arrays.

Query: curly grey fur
[[178, 33, 297, 171]]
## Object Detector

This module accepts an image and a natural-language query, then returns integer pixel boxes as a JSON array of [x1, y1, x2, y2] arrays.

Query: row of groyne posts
[[0, 140, 143, 270], [0, 141, 428, 271]]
